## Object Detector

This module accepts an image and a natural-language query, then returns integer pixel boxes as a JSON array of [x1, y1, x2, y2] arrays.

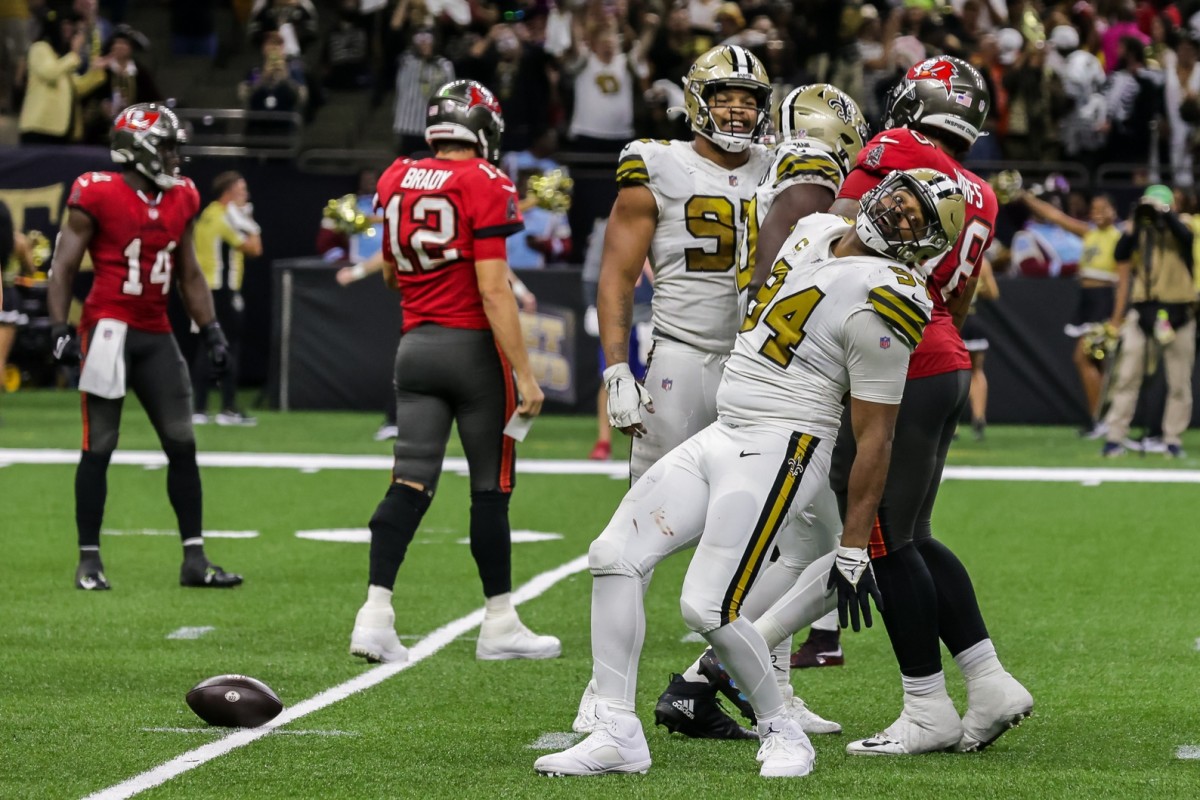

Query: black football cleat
[[697, 648, 756, 723], [180, 559, 244, 588], [653, 673, 757, 740], [790, 628, 844, 669], [75, 559, 111, 591]]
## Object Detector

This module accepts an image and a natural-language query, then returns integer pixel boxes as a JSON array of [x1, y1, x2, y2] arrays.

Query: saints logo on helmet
[[856, 167, 965, 265], [775, 84, 870, 175], [110, 103, 187, 190], [682, 45, 771, 153], [424, 79, 505, 163], [883, 56, 990, 149]]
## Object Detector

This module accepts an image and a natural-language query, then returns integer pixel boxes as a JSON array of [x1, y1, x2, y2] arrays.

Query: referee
[[190, 171, 262, 426]]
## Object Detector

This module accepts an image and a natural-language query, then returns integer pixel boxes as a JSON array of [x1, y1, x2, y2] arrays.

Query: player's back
[[70, 171, 200, 334], [616, 138, 772, 354], [720, 214, 932, 437], [376, 155, 523, 333], [837, 128, 997, 378]]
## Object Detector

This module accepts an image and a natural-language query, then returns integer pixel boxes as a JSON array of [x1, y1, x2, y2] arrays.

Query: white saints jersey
[[616, 138, 772, 354], [738, 138, 849, 283], [718, 213, 933, 437]]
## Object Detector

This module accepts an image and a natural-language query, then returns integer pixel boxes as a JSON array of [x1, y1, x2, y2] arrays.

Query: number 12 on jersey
[[384, 193, 461, 272]]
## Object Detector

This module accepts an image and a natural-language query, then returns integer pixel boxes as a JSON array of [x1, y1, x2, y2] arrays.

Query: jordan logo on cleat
[[672, 699, 695, 719]]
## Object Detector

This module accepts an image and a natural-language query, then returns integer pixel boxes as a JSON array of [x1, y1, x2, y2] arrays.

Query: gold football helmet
[[775, 83, 870, 175], [682, 45, 771, 153], [856, 167, 965, 265]]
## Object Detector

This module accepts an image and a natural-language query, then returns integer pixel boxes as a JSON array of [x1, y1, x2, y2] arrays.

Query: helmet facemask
[[855, 169, 964, 265]]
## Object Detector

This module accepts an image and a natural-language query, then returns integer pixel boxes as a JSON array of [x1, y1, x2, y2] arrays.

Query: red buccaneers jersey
[[375, 156, 523, 333], [70, 171, 200, 334], [838, 129, 997, 379]]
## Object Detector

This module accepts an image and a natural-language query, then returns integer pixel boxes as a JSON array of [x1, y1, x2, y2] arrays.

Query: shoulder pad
[[773, 143, 842, 191], [616, 140, 658, 188], [867, 277, 931, 350]]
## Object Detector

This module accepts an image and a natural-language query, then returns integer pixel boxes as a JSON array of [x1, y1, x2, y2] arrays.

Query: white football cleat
[[534, 702, 651, 776], [476, 611, 562, 661], [784, 692, 842, 735], [757, 718, 816, 778], [349, 604, 409, 664], [958, 671, 1033, 752], [572, 678, 600, 733], [847, 692, 963, 756]]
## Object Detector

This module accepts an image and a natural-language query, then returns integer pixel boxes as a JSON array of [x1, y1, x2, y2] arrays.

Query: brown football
[[185, 674, 283, 728]]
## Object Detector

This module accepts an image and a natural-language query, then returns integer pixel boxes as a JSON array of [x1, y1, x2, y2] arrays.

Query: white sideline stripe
[[104, 529, 259, 539], [1177, 746, 1200, 760], [6, 448, 1200, 483], [527, 732, 584, 750], [166, 626, 215, 640], [82, 554, 589, 800], [140, 727, 358, 737], [1195, 638, 1200, 652]]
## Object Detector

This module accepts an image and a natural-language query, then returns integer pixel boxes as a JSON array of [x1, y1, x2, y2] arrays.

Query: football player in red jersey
[[47, 103, 243, 591], [348, 80, 559, 664], [820, 56, 1033, 755]]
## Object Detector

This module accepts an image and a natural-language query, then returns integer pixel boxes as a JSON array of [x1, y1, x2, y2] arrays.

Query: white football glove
[[225, 203, 261, 236], [603, 362, 653, 435]]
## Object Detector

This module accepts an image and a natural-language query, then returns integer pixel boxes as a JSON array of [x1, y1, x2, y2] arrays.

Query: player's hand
[[515, 373, 544, 418], [201, 322, 230, 379], [603, 362, 654, 437], [826, 546, 883, 632], [51, 323, 79, 365]]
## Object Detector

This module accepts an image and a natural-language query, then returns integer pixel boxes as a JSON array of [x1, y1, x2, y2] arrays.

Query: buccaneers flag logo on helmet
[[907, 58, 958, 97], [466, 84, 502, 115]]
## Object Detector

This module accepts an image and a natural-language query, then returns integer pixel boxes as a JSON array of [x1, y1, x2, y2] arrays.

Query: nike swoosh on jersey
[[739, 450, 761, 457]]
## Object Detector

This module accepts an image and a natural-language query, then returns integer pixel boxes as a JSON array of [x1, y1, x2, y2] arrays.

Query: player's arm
[[597, 184, 657, 368], [752, 183, 835, 293], [946, 275, 979, 330], [975, 257, 999, 300], [224, 204, 263, 257], [476, 257, 544, 418], [177, 221, 230, 375], [47, 208, 94, 360]]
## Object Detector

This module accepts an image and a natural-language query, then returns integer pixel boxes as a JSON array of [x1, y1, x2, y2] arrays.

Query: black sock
[[164, 441, 203, 545], [917, 537, 989, 656], [368, 483, 432, 590], [76, 450, 112, 549], [871, 544, 943, 678], [469, 490, 512, 598]]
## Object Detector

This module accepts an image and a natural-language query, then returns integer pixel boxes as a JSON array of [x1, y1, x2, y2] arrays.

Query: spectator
[[1102, 185, 1197, 458], [500, 127, 561, 183], [1102, 35, 1164, 167], [0, 0, 30, 114], [322, 0, 373, 91], [1048, 23, 1107, 173], [460, 23, 555, 152], [239, 30, 307, 135], [392, 26, 454, 156], [688, 0, 721, 35], [72, 0, 112, 70], [18, 10, 107, 144], [856, 5, 902, 123], [190, 171, 263, 427], [1102, 1, 1150, 72], [83, 25, 160, 145], [249, 0, 318, 59], [647, 1, 702, 85], [1164, 30, 1200, 187], [564, 26, 640, 152], [169, 0, 217, 59], [1011, 175, 1085, 277], [961, 258, 999, 440], [1002, 35, 1067, 161]]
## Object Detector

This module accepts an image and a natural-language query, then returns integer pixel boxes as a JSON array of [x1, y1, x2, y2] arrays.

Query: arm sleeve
[[845, 309, 912, 405]]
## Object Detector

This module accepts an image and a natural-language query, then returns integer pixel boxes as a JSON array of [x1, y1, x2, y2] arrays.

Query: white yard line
[[5, 448, 1200, 483], [1176, 745, 1200, 760], [165, 627, 215, 640], [82, 554, 589, 800]]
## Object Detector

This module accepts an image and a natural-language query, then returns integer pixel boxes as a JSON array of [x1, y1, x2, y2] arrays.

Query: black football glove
[[201, 321, 230, 379], [51, 322, 80, 365], [826, 545, 884, 632]]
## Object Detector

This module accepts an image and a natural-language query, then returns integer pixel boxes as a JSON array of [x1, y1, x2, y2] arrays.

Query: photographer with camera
[[1101, 185, 1197, 458]]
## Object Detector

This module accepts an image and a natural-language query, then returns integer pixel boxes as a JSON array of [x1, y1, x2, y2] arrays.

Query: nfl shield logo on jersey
[[879, 336, 891, 349], [661, 378, 673, 391], [728, 175, 738, 187]]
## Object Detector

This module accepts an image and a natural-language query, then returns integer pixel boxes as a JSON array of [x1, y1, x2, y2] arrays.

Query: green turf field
[[1, 391, 1197, 799]]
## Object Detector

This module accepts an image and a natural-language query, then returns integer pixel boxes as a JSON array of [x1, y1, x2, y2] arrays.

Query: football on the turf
[[185, 674, 283, 728]]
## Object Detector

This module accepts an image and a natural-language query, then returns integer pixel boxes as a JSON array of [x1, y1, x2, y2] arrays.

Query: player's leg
[[629, 339, 718, 483], [351, 329, 452, 663], [836, 374, 963, 755], [74, 377, 125, 589], [451, 330, 559, 660], [128, 330, 242, 587], [535, 431, 714, 776], [790, 482, 845, 671], [678, 427, 826, 777]]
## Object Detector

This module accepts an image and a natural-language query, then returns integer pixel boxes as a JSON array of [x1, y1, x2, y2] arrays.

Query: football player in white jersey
[[598, 44, 773, 484], [650, 83, 872, 739], [534, 168, 966, 780]]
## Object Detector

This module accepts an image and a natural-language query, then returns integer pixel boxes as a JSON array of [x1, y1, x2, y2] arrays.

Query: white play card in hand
[[503, 412, 535, 442]]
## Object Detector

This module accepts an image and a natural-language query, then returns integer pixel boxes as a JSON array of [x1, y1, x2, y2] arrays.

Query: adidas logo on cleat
[[672, 699, 695, 719]]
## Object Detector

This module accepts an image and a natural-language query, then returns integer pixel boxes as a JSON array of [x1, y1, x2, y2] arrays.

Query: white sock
[[954, 638, 1003, 681], [365, 585, 393, 608], [810, 610, 839, 633], [591, 574, 644, 714], [901, 671, 947, 698], [757, 711, 789, 738], [484, 592, 514, 618]]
